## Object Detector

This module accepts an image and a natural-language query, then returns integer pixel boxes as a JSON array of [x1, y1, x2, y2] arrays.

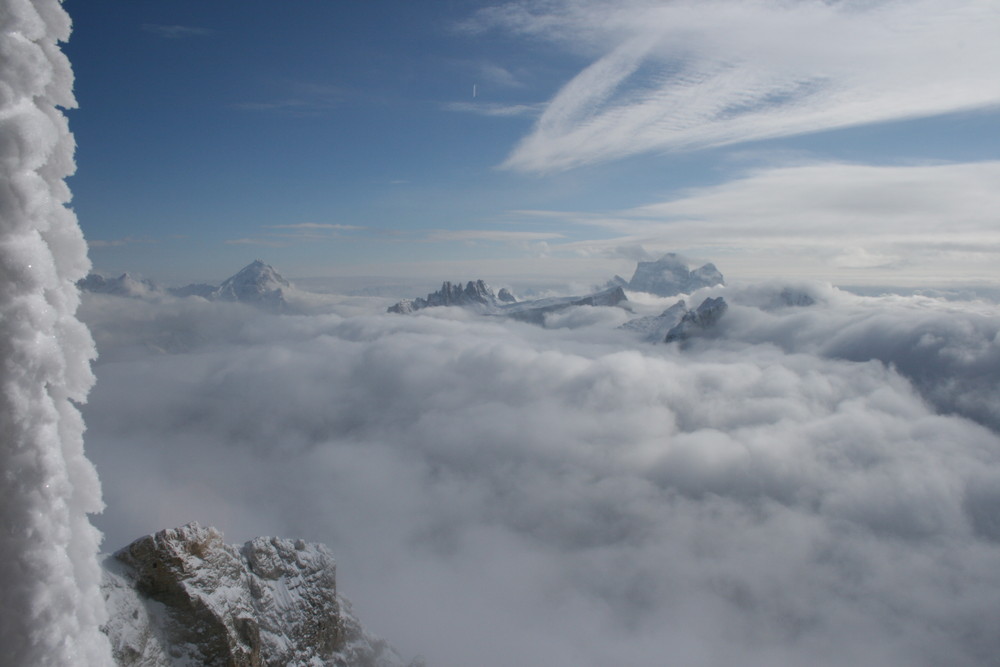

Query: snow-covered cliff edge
[[101, 523, 415, 667]]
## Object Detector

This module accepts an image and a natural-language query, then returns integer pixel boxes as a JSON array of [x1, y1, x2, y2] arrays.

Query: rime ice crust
[[0, 0, 112, 664], [102, 523, 411, 667]]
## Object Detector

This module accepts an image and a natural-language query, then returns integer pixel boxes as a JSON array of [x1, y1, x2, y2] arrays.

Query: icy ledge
[[101, 523, 417, 666]]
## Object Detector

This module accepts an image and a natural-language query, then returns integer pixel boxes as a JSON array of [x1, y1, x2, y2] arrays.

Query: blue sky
[[64, 0, 1000, 286]]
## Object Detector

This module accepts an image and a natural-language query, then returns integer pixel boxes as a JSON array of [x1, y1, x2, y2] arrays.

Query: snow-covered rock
[[388, 279, 630, 326], [101, 523, 413, 667], [664, 297, 728, 343], [211, 260, 291, 311], [621, 299, 689, 342], [81, 261, 294, 312], [769, 287, 817, 309], [388, 279, 514, 314], [626, 254, 724, 296], [78, 272, 159, 298], [505, 286, 629, 325], [496, 287, 517, 303]]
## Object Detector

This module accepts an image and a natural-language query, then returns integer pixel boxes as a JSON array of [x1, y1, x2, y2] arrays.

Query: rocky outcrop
[[505, 286, 629, 325], [664, 297, 728, 343], [620, 299, 689, 342], [388, 280, 514, 314], [77, 272, 159, 298], [626, 254, 724, 296], [101, 523, 411, 667], [388, 279, 631, 326]]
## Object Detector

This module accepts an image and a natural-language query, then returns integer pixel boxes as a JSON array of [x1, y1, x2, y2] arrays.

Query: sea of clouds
[[78, 281, 1000, 667]]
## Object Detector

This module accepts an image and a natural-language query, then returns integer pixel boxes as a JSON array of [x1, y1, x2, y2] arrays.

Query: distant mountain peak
[[77, 272, 158, 298], [388, 279, 515, 314], [664, 296, 728, 343], [626, 254, 725, 296]]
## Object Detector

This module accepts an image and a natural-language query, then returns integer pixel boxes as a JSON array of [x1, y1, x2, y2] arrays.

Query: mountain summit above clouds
[[388, 279, 630, 324], [620, 253, 725, 296], [211, 259, 291, 309], [80, 260, 292, 312], [388, 279, 516, 314]]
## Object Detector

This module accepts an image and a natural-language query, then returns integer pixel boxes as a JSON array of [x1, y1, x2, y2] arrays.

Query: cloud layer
[[515, 160, 1000, 282], [80, 285, 1000, 667], [471, 0, 1000, 171]]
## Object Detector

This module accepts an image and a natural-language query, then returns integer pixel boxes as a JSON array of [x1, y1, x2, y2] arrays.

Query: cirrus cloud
[[471, 0, 1000, 172]]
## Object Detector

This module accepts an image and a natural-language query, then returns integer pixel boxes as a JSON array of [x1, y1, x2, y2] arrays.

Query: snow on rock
[[102, 523, 412, 667], [79, 260, 293, 312], [388, 279, 513, 314], [620, 299, 689, 342], [626, 253, 725, 296], [0, 0, 113, 663], [505, 286, 629, 325], [388, 279, 631, 327], [664, 297, 729, 343], [212, 259, 291, 310]]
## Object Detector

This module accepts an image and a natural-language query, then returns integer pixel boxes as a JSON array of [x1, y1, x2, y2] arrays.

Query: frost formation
[[0, 0, 112, 663]]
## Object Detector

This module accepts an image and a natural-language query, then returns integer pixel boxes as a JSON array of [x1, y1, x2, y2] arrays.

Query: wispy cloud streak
[[512, 160, 1000, 279], [142, 24, 214, 39], [475, 0, 1000, 171]]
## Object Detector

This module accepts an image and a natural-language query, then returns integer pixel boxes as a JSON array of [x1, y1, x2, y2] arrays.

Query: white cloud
[[267, 222, 365, 231], [224, 237, 289, 247], [87, 236, 158, 248], [444, 101, 544, 117], [474, 0, 1000, 171], [478, 62, 525, 89], [513, 160, 1000, 282], [79, 284, 1000, 667], [428, 230, 565, 242]]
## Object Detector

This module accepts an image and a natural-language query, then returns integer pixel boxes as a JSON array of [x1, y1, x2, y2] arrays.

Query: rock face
[[626, 254, 724, 296], [621, 299, 689, 342], [101, 523, 410, 667], [388, 279, 631, 326], [664, 297, 728, 343], [77, 272, 158, 298], [506, 286, 629, 325], [388, 279, 514, 314]]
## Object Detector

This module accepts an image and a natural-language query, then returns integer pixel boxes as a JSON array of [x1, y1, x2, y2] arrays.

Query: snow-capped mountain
[[212, 259, 290, 309], [101, 523, 414, 667], [625, 254, 725, 296], [80, 260, 293, 312]]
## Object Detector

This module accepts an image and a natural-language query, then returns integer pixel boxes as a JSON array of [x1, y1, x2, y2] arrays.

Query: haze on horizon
[[65, 0, 1000, 288]]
